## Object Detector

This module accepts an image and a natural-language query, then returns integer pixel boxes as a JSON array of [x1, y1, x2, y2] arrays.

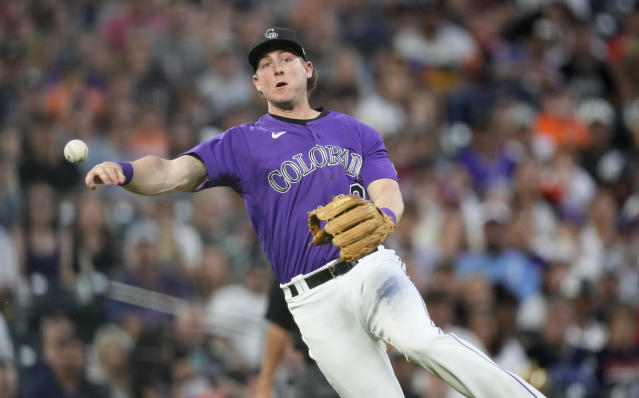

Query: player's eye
[[260, 61, 271, 69], [284, 57, 292, 63]]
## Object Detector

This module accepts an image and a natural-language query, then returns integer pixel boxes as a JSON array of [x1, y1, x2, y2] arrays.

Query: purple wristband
[[117, 161, 134, 185], [381, 207, 397, 224]]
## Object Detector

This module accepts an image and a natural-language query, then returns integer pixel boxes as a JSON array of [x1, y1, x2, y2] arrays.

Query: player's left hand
[[308, 194, 395, 262]]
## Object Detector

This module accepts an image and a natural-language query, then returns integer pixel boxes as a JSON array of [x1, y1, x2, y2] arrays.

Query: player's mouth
[[275, 82, 287, 88]]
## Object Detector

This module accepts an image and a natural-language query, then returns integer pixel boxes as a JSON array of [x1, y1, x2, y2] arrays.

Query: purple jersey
[[184, 110, 397, 283]]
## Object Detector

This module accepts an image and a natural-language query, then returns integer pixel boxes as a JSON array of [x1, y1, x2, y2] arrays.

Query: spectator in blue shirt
[[456, 201, 541, 302]]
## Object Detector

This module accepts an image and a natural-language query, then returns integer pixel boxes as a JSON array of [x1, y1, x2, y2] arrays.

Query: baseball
[[63, 139, 88, 163]]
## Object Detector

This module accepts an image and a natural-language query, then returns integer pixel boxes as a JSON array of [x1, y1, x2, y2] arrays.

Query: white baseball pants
[[283, 246, 545, 398]]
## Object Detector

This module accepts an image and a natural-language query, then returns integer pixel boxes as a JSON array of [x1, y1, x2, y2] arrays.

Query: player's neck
[[267, 101, 320, 120]]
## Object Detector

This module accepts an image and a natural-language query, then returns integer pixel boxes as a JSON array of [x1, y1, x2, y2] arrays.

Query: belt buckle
[[328, 264, 336, 278]]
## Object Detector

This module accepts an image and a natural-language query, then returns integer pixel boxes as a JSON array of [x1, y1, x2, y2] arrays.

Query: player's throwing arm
[[84, 155, 207, 195]]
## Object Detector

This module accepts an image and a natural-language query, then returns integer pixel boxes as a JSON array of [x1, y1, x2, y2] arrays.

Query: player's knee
[[390, 330, 439, 360]]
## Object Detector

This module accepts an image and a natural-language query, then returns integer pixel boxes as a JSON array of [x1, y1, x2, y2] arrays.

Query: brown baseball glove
[[308, 194, 395, 262]]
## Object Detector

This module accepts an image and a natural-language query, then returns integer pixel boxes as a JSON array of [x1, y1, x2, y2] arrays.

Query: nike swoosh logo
[[271, 131, 287, 139]]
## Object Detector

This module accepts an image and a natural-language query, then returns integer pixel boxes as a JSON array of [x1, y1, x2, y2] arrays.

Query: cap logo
[[264, 28, 278, 40]]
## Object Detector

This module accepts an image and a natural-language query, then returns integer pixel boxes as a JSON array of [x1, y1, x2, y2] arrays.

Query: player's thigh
[[298, 322, 402, 398], [287, 284, 404, 398], [359, 257, 439, 352]]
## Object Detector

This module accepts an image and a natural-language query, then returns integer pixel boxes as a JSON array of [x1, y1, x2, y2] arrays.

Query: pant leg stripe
[[448, 334, 540, 397]]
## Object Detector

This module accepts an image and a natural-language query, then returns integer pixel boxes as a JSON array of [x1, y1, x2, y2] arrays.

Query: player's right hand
[[85, 161, 126, 190]]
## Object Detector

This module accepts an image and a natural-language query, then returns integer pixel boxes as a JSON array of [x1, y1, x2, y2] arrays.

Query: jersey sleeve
[[182, 127, 249, 192], [359, 123, 398, 188]]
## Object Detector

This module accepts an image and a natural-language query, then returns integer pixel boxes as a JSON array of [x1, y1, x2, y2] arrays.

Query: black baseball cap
[[248, 27, 307, 70]]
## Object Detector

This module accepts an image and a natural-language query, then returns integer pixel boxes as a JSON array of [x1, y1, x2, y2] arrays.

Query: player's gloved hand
[[308, 194, 395, 262]]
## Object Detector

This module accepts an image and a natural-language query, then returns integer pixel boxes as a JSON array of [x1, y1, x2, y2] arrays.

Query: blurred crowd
[[1, 0, 639, 397]]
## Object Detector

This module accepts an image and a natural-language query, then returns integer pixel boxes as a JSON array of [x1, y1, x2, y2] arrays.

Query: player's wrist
[[380, 207, 397, 224], [117, 161, 134, 185]]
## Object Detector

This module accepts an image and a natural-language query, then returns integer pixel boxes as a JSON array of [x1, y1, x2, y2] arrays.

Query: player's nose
[[273, 61, 285, 75]]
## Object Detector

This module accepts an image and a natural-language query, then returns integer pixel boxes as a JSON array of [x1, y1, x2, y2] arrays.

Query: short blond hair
[[307, 67, 318, 97]]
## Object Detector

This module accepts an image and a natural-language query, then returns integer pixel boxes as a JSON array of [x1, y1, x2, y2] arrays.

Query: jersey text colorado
[[268, 145, 362, 193]]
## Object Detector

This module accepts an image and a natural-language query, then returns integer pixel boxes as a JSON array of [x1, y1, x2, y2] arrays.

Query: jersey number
[[349, 183, 365, 199]]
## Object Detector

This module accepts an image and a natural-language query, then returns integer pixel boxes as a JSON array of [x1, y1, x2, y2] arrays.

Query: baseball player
[[85, 27, 545, 397]]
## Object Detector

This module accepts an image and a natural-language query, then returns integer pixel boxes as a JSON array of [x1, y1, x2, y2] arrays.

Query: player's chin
[[269, 97, 296, 111], [267, 89, 299, 104]]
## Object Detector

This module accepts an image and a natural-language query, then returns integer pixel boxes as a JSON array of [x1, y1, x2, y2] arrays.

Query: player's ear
[[252, 74, 262, 93], [305, 61, 313, 79]]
